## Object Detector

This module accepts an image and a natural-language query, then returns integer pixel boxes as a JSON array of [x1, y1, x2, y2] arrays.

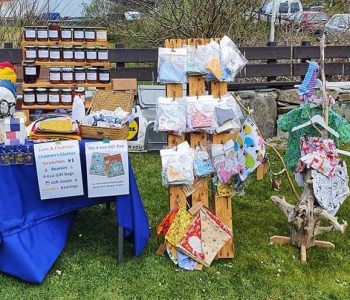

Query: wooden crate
[[165, 38, 234, 259]]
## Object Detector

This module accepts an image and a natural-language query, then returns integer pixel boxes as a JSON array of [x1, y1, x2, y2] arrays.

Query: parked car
[[293, 11, 328, 33], [261, 0, 303, 23], [324, 14, 350, 38]]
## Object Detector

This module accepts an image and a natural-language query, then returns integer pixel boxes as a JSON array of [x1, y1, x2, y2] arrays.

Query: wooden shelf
[[22, 100, 92, 111], [21, 41, 109, 47], [21, 61, 111, 67], [22, 79, 112, 89]]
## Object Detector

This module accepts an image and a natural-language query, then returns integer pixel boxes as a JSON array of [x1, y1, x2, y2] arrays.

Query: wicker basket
[[80, 90, 133, 140]]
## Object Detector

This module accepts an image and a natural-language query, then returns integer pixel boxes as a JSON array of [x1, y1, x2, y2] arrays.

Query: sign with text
[[34, 140, 84, 200], [85, 140, 129, 198]]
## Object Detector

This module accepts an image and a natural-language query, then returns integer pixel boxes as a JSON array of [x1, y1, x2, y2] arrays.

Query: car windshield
[[279, 3, 289, 13], [309, 13, 328, 21], [290, 3, 300, 13]]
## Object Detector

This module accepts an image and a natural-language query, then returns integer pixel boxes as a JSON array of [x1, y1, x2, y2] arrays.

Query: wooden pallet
[[165, 38, 234, 259]]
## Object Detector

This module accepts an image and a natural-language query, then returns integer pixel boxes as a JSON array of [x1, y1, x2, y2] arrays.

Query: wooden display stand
[[165, 38, 234, 259], [20, 38, 112, 124]]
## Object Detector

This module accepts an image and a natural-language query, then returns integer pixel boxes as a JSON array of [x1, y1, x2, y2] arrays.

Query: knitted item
[[298, 61, 320, 103]]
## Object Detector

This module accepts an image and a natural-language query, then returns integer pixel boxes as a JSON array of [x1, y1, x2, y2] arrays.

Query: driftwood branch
[[271, 195, 294, 222], [314, 208, 348, 234]]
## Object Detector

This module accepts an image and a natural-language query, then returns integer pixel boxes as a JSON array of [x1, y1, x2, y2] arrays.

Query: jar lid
[[49, 67, 61, 71], [97, 46, 107, 50], [23, 60, 35, 64], [99, 68, 110, 71], [62, 67, 73, 71], [86, 47, 96, 50], [74, 67, 85, 71], [73, 27, 84, 30], [24, 26, 36, 29], [62, 88, 72, 92], [63, 45, 73, 49], [25, 45, 36, 48], [49, 88, 60, 92], [87, 67, 97, 71], [61, 27, 72, 30], [74, 45, 84, 49], [38, 45, 48, 49], [85, 28, 95, 31], [36, 26, 47, 29], [23, 88, 35, 92], [36, 88, 47, 92]]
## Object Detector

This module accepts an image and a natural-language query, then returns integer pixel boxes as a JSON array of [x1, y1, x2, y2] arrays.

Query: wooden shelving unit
[[21, 41, 109, 47], [22, 100, 92, 111], [22, 79, 112, 89], [26, 61, 111, 67]]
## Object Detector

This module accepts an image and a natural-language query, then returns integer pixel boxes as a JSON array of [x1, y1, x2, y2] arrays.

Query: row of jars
[[23, 88, 84, 106], [49, 67, 111, 84], [23, 25, 107, 42], [24, 45, 109, 62]]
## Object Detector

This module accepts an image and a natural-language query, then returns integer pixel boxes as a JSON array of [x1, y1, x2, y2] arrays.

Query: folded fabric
[[165, 208, 192, 246], [0, 61, 15, 71], [0, 67, 16, 83], [0, 80, 16, 96], [38, 119, 75, 133]]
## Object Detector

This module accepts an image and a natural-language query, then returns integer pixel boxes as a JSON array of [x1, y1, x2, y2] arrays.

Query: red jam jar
[[36, 26, 48, 41], [84, 28, 96, 42], [25, 46, 37, 60], [74, 46, 85, 62], [23, 26, 36, 41], [61, 27, 72, 41], [86, 47, 97, 62], [97, 46, 108, 62], [98, 68, 110, 83], [62, 67, 74, 84], [48, 22, 60, 41], [73, 28, 85, 42], [86, 67, 98, 84], [74, 67, 86, 83], [49, 88, 61, 105], [49, 46, 61, 61], [62, 46, 74, 61], [49, 67, 61, 84], [61, 88, 73, 105], [37, 46, 49, 62], [23, 61, 38, 84], [23, 88, 36, 105], [36, 88, 49, 105]]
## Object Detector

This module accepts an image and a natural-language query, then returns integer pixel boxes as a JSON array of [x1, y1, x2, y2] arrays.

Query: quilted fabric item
[[165, 208, 192, 246]]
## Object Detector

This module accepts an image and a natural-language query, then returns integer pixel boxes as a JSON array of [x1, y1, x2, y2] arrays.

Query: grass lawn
[[1, 151, 350, 299]]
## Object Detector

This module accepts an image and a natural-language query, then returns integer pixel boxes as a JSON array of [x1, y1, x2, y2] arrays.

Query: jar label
[[62, 73, 73, 81], [98, 51, 108, 60], [96, 31, 107, 40], [50, 50, 60, 59], [37, 93, 48, 103], [87, 72, 97, 81], [37, 30, 48, 39], [99, 73, 110, 81], [24, 94, 35, 103], [50, 72, 61, 81], [38, 50, 49, 57], [25, 30, 36, 38], [75, 73, 86, 81], [63, 50, 73, 59], [61, 30, 72, 39], [86, 51, 97, 60], [25, 67, 36, 76], [74, 31, 84, 39], [49, 94, 60, 103], [49, 30, 59, 38], [62, 94, 72, 103], [75, 51, 85, 59], [85, 31, 95, 39], [26, 50, 37, 59]]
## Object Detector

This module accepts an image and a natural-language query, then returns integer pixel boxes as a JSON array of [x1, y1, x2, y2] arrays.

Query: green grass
[[1, 151, 350, 299]]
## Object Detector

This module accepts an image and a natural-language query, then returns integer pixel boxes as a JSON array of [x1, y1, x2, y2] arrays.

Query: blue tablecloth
[[0, 140, 150, 283]]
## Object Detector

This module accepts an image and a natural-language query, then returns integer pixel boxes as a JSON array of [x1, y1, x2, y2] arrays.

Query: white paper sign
[[85, 140, 129, 198], [34, 140, 84, 200]]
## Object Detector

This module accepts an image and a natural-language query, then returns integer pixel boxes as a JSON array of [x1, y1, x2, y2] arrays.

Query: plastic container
[[23, 88, 36, 105], [48, 22, 60, 41], [62, 46, 74, 61], [74, 46, 85, 62], [61, 88, 73, 104], [97, 46, 109, 62], [23, 26, 36, 41], [36, 88, 48, 105], [84, 28, 96, 42], [62, 67, 74, 84], [74, 87, 85, 102], [96, 27, 107, 41], [49, 67, 61, 84], [61, 27, 72, 41], [98, 67, 110, 83], [25, 46, 37, 60], [36, 26, 48, 41], [37, 45, 49, 62], [23, 61, 38, 84], [49, 46, 61, 61], [86, 47, 97, 62], [86, 67, 98, 84], [73, 28, 85, 42], [49, 88, 60, 105], [74, 67, 86, 83]]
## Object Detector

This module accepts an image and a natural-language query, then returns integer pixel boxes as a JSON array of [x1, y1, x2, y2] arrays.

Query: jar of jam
[[84, 28, 96, 42], [49, 46, 61, 61], [37, 46, 49, 62], [25, 46, 37, 60], [96, 27, 107, 42], [23, 26, 36, 41], [62, 67, 74, 84], [73, 28, 85, 42], [74, 67, 86, 83], [49, 67, 61, 84], [36, 88, 48, 105], [61, 27, 72, 41], [62, 46, 74, 61], [36, 26, 48, 41], [86, 67, 98, 84], [23, 61, 38, 84], [97, 46, 108, 62], [49, 89, 60, 105], [23, 88, 36, 105], [74, 46, 85, 62], [48, 22, 60, 41], [61, 88, 73, 105], [98, 68, 110, 83], [86, 47, 97, 62], [74, 87, 85, 102]]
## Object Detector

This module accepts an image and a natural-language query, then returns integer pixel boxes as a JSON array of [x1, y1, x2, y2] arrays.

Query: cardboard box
[[112, 78, 137, 94]]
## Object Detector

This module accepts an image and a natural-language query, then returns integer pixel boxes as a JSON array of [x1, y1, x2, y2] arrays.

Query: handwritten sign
[[85, 140, 129, 198], [34, 140, 84, 200]]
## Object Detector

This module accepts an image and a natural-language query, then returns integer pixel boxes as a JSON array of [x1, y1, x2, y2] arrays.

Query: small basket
[[80, 90, 133, 140]]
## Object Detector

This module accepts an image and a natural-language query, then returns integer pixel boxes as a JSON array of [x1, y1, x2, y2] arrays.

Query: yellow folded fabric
[[0, 67, 17, 83], [30, 133, 81, 141], [38, 119, 74, 133]]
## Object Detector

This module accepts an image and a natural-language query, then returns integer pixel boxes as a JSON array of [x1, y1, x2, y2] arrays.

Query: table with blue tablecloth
[[0, 140, 150, 283]]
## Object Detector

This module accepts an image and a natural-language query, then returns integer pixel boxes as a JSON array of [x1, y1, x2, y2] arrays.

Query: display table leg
[[118, 225, 124, 263]]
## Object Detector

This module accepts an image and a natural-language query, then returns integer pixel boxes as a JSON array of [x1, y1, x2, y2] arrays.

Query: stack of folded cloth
[[29, 115, 81, 141]]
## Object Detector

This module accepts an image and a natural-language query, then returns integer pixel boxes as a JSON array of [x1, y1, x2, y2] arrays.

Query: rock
[[277, 89, 300, 105], [236, 90, 256, 99]]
